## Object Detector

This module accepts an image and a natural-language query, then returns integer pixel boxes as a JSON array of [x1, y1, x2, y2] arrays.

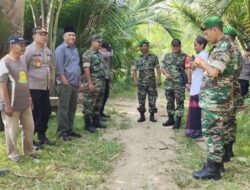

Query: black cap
[[8, 36, 27, 44], [171, 39, 181, 46], [32, 26, 48, 34], [64, 26, 75, 34], [91, 34, 103, 42], [102, 41, 111, 50]]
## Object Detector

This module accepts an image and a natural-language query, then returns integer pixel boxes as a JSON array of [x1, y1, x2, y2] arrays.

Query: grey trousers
[[56, 84, 78, 137]]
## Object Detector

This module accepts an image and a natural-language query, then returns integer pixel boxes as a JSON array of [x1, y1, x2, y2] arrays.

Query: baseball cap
[[139, 39, 149, 46], [200, 16, 223, 31], [64, 26, 76, 34], [171, 39, 181, 46], [8, 36, 27, 44], [223, 27, 237, 37]]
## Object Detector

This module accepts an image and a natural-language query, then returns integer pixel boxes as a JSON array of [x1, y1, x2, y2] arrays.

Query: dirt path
[[98, 89, 182, 190]]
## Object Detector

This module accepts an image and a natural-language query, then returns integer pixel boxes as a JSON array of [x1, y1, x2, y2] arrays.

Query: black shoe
[[38, 133, 56, 146], [68, 131, 82, 138], [33, 140, 44, 150], [137, 112, 146, 122], [173, 116, 182, 129], [40, 138, 56, 146], [60, 135, 72, 141], [99, 116, 107, 122], [93, 116, 107, 128], [162, 113, 174, 127], [202, 162, 225, 173], [193, 162, 222, 180], [149, 113, 157, 122], [223, 143, 231, 162], [84, 116, 97, 133]]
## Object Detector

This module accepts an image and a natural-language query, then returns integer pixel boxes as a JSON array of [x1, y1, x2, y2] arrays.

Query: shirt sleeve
[[161, 54, 168, 69], [82, 52, 91, 68], [209, 46, 231, 73], [55, 46, 65, 75], [0, 61, 9, 82]]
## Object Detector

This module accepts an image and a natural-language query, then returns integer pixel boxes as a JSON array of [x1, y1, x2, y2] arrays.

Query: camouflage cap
[[32, 26, 48, 34], [139, 39, 149, 46], [200, 16, 223, 31], [223, 26, 237, 37]]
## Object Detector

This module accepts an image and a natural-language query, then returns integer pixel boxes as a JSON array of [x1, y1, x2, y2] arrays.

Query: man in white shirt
[[185, 36, 208, 139]]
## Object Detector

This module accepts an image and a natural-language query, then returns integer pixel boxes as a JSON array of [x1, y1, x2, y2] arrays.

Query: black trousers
[[238, 79, 249, 96], [100, 79, 110, 114], [30, 89, 51, 135]]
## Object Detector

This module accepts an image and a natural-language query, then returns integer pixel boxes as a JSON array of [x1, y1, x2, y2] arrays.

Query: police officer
[[223, 27, 242, 161], [82, 35, 106, 133], [132, 39, 161, 122], [192, 16, 234, 180], [161, 39, 191, 129], [24, 26, 55, 146]]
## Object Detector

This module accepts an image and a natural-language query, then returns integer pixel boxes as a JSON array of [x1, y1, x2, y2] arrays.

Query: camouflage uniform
[[162, 52, 187, 117], [224, 42, 242, 144], [200, 37, 233, 163], [131, 54, 159, 113], [82, 48, 105, 118]]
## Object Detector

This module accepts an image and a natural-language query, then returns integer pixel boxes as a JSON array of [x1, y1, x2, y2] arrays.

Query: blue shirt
[[55, 42, 81, 86]]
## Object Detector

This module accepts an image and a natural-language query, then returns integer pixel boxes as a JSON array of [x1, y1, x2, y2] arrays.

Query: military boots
[[137, 112, 146, 122], [162, 113, 174, 126]]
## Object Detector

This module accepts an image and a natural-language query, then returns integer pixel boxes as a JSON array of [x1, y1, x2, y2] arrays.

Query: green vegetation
[[0, 114, 122, 189]]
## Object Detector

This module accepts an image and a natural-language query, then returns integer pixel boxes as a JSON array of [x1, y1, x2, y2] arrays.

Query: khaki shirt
[[23, 42, 53, 90]]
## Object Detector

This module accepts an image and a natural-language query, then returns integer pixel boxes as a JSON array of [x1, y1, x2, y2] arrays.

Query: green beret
[[200, 16, 223, 31], [223, 27, 237, 37], [139, 39, 149, 46]]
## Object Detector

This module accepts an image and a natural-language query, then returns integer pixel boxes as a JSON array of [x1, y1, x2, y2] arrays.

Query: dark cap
[[171, 39, 181, 46], [200, 16, 223, 31], [246, 46, 250, 52], [64, 26, 75, 34], [8, 36, 27, 44], [91, 34, 103, 42], [32, 26, 48, 34], [102, 41, 112, 50]]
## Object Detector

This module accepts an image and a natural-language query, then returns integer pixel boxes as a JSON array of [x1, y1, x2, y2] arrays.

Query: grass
[[166, 104, 250, 189], [0, 113, 122, 190]]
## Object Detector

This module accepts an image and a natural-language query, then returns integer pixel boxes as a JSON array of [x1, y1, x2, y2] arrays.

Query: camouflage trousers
[[83, 86, 104, 118], [202, 109, 228, 163], [165, 87, 185, 116], [137, 85, 158, 113]]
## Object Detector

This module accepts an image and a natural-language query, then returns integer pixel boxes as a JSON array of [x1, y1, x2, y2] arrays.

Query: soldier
[[23, 26, 55, 146], [82, 35, 106, 133], [161, 39, 191, 129], [223, 27, 242, 161], [55, 26, 82, 141], [131, 39, 161, 122], [192, 16, 234, 180]]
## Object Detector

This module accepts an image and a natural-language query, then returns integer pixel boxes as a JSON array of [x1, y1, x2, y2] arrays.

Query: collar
[[63, 42, 75, 48]]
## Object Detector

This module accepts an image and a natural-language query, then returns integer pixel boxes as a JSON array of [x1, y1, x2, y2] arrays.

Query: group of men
[[0, 15, 248, 181], [132, 16, 247, 180], [0, 26, 112, 162]]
